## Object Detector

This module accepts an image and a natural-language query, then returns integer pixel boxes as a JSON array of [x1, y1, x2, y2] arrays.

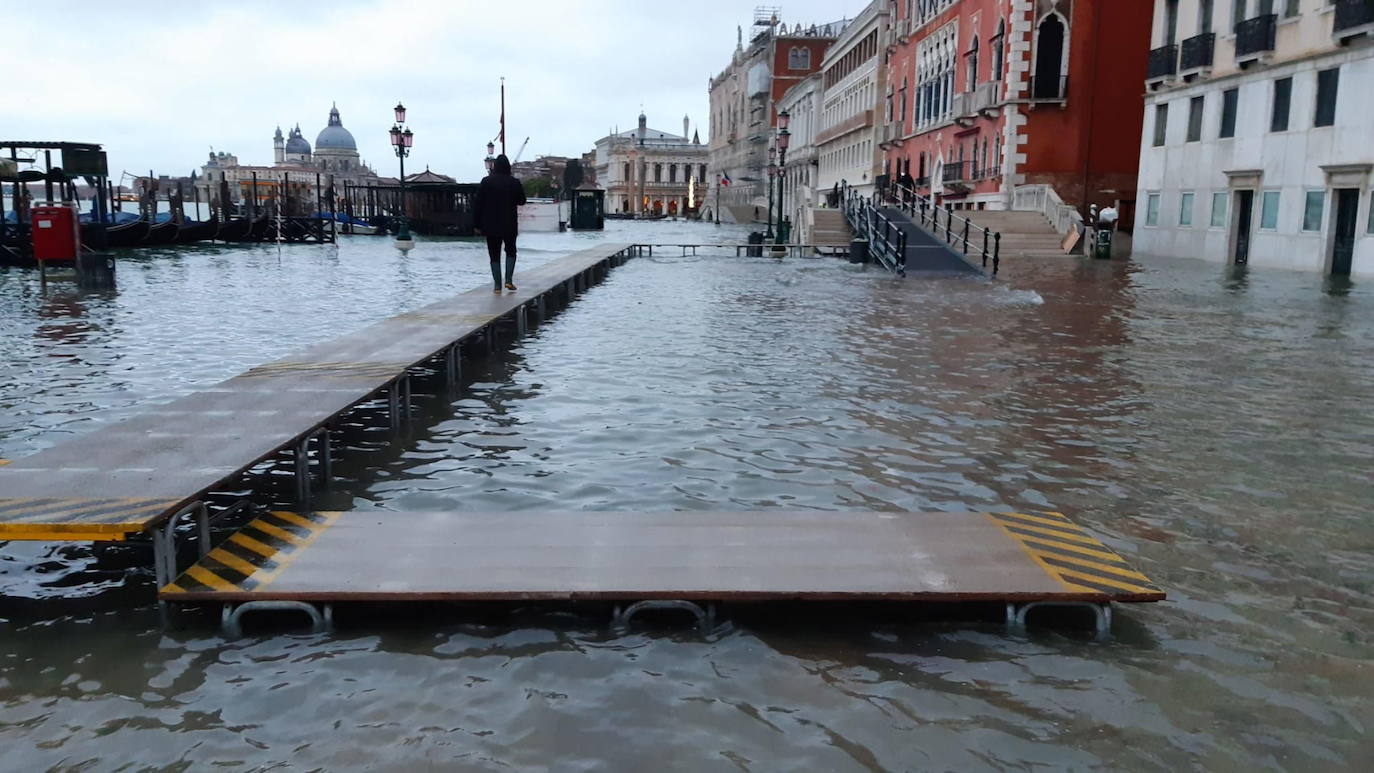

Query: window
[[1303, 190, 1325, 231], [1233, 0, 1247, 28], [1283, 0, 1299, 17], [1186, 96, 1204, 141], [1211, 192, 1229, 227], [1165, 0, 1180, 46], [1260, 190, 1280, 229], [1146, 193, 1161, 226], [1199, 0, 1215, 32], [1153, 103, 1169, 146], [1180, 192, 1195, 225], [1220, 88, 1238, 138], [1314, 67, 1339, 127], [968, 35, 979, 90], [789, 47, 811, 70], [1368, 196, 1374, 234], [992, 21, 1006, 81], [1271, 77, 1292, 132]]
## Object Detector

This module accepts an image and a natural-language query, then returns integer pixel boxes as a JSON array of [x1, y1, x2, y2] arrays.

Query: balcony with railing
[[1234, 14, 1277, 63], [972, 80, 1002, 114], [1180, 32, 1215, 74], [1147, 44, 1178, 83], [1333, 0, 1374, 40], [951, 91, 976, 125], [941, 161, 968, 186]]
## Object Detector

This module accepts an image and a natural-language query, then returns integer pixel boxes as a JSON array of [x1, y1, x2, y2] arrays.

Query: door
[[1233, 190, 1254, 265], [1330, 188, 1359, 275]]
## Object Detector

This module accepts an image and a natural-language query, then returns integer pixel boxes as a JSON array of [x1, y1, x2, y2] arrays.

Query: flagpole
[[500, 77, 506, 156]]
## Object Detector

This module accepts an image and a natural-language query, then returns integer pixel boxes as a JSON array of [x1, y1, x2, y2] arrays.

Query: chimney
[[683, 115, 690, 139]]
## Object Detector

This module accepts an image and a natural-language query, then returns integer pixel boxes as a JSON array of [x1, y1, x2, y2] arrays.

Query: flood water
[[1, 221, 1371, 770]]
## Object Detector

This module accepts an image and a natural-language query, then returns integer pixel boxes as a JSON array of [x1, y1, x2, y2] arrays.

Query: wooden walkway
[[161, 510, 1163, 636], [0, 244, 633, 550]]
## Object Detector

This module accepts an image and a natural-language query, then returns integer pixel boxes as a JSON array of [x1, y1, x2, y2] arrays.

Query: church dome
[[285, 124, 311, 156], [315, 104, 357, 151]]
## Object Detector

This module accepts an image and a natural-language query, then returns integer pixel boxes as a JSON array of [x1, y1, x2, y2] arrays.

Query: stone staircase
[[957, 210, 1070, 258], [811, 208, 852, 253]]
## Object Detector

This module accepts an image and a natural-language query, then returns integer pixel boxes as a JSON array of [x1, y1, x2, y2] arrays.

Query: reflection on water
[[1, 223, 1372, 770]]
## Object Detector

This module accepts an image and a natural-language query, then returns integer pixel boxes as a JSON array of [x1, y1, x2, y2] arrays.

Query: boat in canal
[[174, 218, 219, 244], [214, 216, 250, 242], [143, 216, 179, 245]]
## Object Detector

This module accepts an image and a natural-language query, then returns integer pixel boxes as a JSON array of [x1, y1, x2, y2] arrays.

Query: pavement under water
[[0, 221, 1371, 770]]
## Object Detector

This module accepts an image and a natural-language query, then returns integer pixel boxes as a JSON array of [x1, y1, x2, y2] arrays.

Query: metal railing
[[1147, 44, 1178, 80], [1180, 32, 1215, 71], [1235, 14, 1277, 59], [942, 161, 968, 184], [1334, 0, 1374, 35], [841, 181, 908, 276], [1011, 183, 1083, 237], [887, 182, 1001, 275]]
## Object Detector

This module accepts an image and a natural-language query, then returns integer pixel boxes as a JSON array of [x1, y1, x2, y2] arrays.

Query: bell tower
[[273, 126, 285, 164]]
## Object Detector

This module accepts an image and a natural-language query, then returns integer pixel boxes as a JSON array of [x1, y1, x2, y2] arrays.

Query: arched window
[[669, 164, 677, 183], [623, 162, 630, 181], [654, 163, 662, 182], [992, 20, 1005, 82], [1033, 13, 1067, 99], [967, 34, 979, 91]]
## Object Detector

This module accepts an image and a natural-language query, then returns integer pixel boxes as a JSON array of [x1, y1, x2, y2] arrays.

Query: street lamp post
[[765, 144, 777, 240], [485, 141, 495, 174], [777, 109, 791, 244], [389, 101, 414, 249]]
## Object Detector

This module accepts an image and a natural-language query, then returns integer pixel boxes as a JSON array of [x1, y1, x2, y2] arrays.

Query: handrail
[[884, 182, 1001, 275], [840, 181, 908, 276]]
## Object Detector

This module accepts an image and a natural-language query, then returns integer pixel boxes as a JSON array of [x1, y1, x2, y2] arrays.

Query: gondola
[[143, 218, 179, 245], [103, 219, 151, 247], [215, 217, 250, 242], [175, 219, 219, 244], [248, 216, 270, 241]]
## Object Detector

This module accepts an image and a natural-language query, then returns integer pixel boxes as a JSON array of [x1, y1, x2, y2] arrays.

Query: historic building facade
[[777, 73, 823, 238], [708, 11, 846, 222], [200, 104, 378, 205], [879, 0, 1151, 218], [592, 113, 708, 216], [1134, 0, 1374, 275], [816, 1, 889, 201]]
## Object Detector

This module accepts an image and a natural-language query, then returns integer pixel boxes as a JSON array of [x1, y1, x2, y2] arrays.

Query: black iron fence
[[1180, 32, 1215, 71], [942, 161, 968, 184], [887, 182, 1001, 275], [1235, 14, 1277, 58], [1147, 44, 1178, 80], [841, 182, 908, 276], [1334, 0, 1374, 34]]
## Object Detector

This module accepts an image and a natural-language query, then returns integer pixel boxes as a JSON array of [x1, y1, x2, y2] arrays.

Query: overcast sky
[[3, 0, 869, 182]]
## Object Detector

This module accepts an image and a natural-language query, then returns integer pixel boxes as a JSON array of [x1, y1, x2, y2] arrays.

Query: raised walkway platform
[[0, 244, 633, 557], [162, 509, 1163, 636]]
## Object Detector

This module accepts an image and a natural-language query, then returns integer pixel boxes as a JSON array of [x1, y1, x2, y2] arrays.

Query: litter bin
[[747, 231, 764, 257], [76, 252, 116, 288], [849, 237, 869, 264], [1094, 228, 1113, 259]]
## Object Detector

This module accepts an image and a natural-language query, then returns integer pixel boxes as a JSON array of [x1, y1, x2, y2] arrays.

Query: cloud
[[2, 0, 869, 180]]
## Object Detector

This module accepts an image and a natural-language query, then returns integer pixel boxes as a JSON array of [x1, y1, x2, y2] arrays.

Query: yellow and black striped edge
[[242, 361, 406, 380], [0, 498, 183, 541], [162, 510, 341, 596], [986, 511, 1165, 600]]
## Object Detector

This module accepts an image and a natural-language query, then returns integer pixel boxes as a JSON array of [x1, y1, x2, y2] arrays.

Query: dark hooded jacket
[[473, 155, 527, 238]]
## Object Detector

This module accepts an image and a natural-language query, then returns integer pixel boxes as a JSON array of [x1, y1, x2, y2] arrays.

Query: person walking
[[473, 154, 526, 293]]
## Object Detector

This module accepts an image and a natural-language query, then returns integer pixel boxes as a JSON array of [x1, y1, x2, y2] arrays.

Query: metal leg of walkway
[[221, 600, 332, 638], [386, 374, 412, 433], [536, 295, 546, 323], [516, 305, 527, 337], [153, 501, 209, 623], [611, 600, 726, 637], [1006, 601, 1113, 641]]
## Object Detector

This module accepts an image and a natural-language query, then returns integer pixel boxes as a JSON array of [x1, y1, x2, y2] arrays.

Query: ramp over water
[[161, 510, 1164, 604]]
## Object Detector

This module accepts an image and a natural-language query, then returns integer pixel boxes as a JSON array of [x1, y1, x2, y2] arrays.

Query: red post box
[[31, 205, 82, 263]]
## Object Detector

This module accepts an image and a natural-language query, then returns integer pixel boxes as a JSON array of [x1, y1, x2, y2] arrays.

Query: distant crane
[[511, 137, 530, 163]]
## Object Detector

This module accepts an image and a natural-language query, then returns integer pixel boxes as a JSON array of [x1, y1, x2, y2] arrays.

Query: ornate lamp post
[[777, 109, 791, 244], [389, 102, 414, 248], [485, 141, 495, 174], [765, 144, 777, 240]]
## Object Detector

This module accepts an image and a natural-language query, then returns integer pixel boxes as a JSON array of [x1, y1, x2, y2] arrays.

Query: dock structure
[[1, 239, 1164, 636], [0, 243, 634, 593], [162, 510, 1162, 638]]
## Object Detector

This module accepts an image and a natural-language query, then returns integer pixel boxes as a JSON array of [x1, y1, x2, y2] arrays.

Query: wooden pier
[[0, 240, 1164, 636], [161, 509, 1162, 637], [0, 244, 633, 589]]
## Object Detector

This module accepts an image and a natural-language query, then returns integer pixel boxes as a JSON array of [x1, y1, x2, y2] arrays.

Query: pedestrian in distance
[[474, 154, 526, 293]]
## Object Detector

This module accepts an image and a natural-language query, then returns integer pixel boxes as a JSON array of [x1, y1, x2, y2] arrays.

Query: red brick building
[[879, 0, 1151, 221]]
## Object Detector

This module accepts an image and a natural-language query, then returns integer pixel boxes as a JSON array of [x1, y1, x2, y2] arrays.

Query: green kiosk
[[570, 187, 604, 231]]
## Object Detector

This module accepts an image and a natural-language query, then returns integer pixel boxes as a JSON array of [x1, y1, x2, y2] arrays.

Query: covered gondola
[[143, 217, 179, 245], [103, 219, 151, 247], [215, 217, 250, 242], [175, 219, 219, 244]]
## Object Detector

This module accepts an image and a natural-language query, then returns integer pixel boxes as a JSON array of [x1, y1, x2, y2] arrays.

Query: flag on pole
[[720, 172, 731, 187]]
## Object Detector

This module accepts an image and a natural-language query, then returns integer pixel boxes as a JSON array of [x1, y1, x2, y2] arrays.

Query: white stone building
[[1135, 0, 1374, 275], [815, 1, 888, 202], [592, 113, 708, 216], [777, 73, 823, 239]]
